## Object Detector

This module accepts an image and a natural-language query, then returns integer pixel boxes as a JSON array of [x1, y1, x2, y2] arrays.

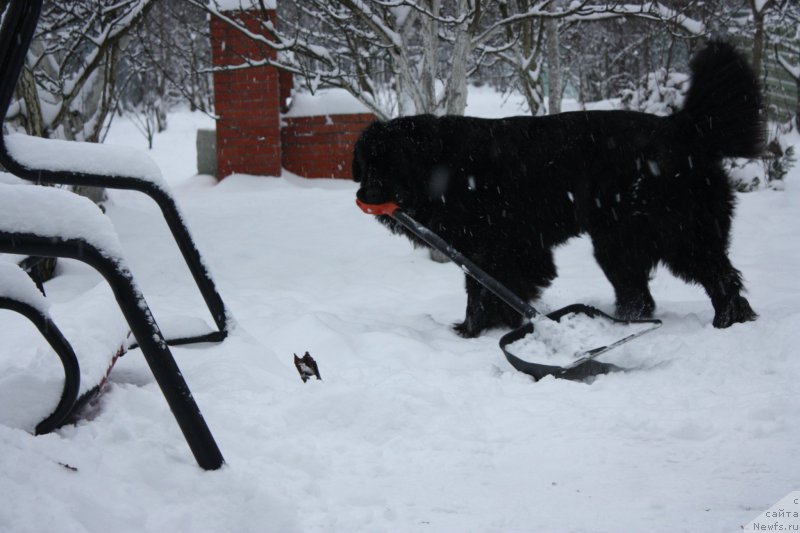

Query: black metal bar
[[0, 233, 225, 470], [141, 186, 229, 337], [0, 296, 81, 434], [0, 0, 228, 346], [392, 210, 541, 320]]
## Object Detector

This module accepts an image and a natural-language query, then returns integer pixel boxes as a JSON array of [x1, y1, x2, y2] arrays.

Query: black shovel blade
[[499, 304, 661, 381]]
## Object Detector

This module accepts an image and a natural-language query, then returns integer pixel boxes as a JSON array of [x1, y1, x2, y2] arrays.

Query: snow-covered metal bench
[[0, 260, 83, 435], [0, 183, 224, 469], [0, 0, 229, 347], [0, 0, 225, 470]]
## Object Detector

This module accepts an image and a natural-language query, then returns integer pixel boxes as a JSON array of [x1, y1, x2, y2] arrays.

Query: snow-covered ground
[[1, 100, 799, 532]]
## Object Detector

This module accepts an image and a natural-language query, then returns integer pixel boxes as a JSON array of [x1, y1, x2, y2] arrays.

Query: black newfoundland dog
[[353, 41, 765, 338]]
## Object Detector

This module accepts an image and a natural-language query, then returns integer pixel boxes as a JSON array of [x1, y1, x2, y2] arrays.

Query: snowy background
[[1, 90, 799, 531]]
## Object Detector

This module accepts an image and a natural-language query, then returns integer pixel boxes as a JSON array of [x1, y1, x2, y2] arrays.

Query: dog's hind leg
[[591, 231, 658, 320], [664, 244, 757, 328]]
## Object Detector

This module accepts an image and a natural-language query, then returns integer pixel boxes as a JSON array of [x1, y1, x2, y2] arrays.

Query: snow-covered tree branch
[[4, 0, 157, 141], [192, 0, 707, 119]]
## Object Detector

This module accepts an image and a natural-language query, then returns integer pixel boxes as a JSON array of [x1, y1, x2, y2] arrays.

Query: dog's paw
[[712, 295, 758, 328], [615, 295, 656, 321], [453, 321, 481, 338], [453, 312, 522, 338]]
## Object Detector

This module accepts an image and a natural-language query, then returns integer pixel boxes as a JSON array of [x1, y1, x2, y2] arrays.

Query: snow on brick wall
[[281, 113, 375, 179]]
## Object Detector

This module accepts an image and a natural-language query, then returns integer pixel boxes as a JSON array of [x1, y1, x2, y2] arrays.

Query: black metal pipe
[[0, 2, 37, 117], [0, 233, 225, 470], [138, 184, 229, 336], [0, 296, 80, 434]]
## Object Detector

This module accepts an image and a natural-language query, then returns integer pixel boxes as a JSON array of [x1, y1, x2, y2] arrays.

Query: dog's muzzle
[[356, 198, 399, 217], [356, 186, 393, 206]]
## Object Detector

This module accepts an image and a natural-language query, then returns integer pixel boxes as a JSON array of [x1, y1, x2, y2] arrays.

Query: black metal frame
[[0, 0, 228, 347], [0, 295, 80, 435], [0, 0, 224, 470], [0, 232, 225, 470]]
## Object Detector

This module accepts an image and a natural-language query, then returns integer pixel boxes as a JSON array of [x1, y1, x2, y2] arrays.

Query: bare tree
[[545, 3, 561, 114], [191, 0, 706, 118], [747, 0, 776, 78], [4, 0, 156, 141], [772, 0, 800, 129], [127, 1, 213, 117]]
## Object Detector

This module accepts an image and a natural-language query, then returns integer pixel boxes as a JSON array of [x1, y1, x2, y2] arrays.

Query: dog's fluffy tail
[[675, 41, 766, 158]]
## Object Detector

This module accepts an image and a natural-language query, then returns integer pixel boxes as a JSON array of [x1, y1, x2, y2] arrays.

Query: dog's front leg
[[453, 276, 524, 338], [453, 275, 490, 337]]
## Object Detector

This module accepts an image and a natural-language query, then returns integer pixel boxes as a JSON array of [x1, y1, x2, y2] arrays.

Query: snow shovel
[[357, 199, 662, 381]]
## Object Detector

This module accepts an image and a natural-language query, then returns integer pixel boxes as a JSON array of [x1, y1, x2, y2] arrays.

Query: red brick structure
[[281, 113, 376, 179], [210, 9, 281, 178], [210, 6, 375, 179]]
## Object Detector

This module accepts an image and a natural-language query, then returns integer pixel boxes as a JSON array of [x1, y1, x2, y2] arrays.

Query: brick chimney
[[210, 7, 281, 178]]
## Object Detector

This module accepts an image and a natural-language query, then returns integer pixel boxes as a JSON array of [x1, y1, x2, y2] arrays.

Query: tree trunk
[[395, 70, 416, 117], [509, 1, 545, 117], [748, 0, 773, 82], [795, 76, 800, 131], [84, 43, 120, 143], [545, 15, 560, 115], [420, 0, 439, 114], [752, 12, 765, 80], [18, 67, 45, 137], [443, 0, 473, 116]]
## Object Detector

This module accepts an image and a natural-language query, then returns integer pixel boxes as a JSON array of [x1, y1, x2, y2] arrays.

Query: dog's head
[[353, 115, 441, 218]]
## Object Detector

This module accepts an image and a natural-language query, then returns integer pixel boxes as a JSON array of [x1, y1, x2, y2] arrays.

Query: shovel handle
[[356, 200, 540, 320]]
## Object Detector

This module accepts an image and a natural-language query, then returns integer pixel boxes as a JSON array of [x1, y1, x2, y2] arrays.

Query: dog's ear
[[352, 150, 362, 183], [352, 120, 386, 182]]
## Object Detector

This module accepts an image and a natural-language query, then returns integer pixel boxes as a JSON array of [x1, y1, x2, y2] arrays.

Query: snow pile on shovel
[[508, 312, 653, 367]]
